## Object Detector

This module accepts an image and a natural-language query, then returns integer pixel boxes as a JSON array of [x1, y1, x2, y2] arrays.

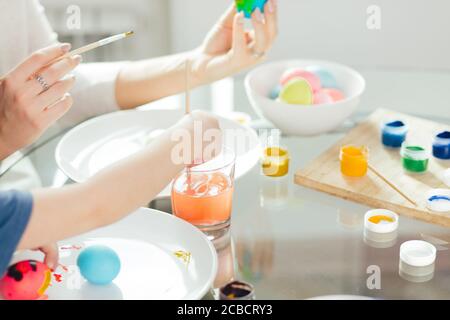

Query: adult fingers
[[232, 12, 247, 54], [264, 0, 278, 42], [11, 43, 71, 83], [25, 55, 81, 97], [250, 8, 268, 54], [40, 93, 73, 126], [218, 3, 237, 30], [33, 75, 76, 111], [40, 243, 59, 270]]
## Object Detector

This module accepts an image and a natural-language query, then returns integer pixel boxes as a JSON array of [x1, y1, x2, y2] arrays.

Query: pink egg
[[0, 260, 51, 300], [280, 69, 322, 92], [322, 88, 345, 102], [313, 90, 334, 105]]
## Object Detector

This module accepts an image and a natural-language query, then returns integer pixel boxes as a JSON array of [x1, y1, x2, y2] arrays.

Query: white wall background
[[169, 0, 450, 71], [41, 0, 450, 117]]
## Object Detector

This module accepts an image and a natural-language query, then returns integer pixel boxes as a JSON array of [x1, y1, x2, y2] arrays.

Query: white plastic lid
[[364, 209, 399, 233], [444, 169, 450, 187], [400, 240, 436, 267], [426, 189, 450, 213]]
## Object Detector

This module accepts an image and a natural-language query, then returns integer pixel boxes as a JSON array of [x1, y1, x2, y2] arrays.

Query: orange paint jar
[[340, 145, 369, 177]]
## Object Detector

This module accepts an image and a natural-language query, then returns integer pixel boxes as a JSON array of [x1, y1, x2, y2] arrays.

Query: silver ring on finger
[[34, 74, 50, 93]]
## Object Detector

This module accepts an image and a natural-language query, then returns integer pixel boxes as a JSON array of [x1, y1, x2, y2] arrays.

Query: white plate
[[56, 109, 261, 198], [11, 208, 218, 300]]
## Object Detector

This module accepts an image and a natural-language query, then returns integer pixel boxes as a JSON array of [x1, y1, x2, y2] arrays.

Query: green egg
[[279, 78, 313, 105]]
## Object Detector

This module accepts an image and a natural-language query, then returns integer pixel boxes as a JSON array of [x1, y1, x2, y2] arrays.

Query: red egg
[[280, 69, 322, 92], [0, 260, 52, 300], [322, 88, 345, 102]]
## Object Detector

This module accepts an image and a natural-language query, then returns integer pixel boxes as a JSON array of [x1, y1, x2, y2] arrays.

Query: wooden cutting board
[[294, 108, 450, 227]]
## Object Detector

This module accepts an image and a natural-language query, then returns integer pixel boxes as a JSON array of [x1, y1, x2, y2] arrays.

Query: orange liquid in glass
[[172, 172, 234, 226]]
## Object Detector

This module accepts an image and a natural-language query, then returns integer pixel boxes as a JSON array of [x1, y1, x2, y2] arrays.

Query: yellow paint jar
[[340, 145, 369, 177], [262, 147, 290, 177]]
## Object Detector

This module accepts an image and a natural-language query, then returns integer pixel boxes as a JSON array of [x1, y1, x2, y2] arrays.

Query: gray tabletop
[[2, 77, 450, 300]]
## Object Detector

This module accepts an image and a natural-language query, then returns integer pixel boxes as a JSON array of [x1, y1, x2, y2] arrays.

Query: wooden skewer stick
[[368, 164, 418, 207], [185, 59, 192, 187], [185, 59, 191, 115]]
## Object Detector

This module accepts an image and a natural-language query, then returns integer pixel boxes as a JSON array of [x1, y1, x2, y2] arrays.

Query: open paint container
[[432, 131, 450, 160], [426, 189, 450, 213], [364, 209, 399, 233], [261, 146, 290, 177], [381, 120, 408, 148], [400, 142, 430, 174], [340, 145, 369, 177], [363, 209, 398, 248], [219, 280, 255, 300], [399, 240, 436, 282]]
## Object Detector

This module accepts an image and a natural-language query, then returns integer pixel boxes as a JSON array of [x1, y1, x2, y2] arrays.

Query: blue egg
[[305, 65, 339, 89], [77, 245, 121, 285], [269, 84, 282, 100]]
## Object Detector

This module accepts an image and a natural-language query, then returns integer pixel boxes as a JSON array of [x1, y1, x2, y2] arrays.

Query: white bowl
[[245, 60, 366, 136]]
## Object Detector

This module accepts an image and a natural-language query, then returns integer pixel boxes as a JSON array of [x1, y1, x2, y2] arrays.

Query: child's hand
[[175, 111, 222, 166], [37, 243, 59, 270], [192, 1, 278, 83]]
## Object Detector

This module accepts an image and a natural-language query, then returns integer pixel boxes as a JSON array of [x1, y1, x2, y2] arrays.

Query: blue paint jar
[[381, 120, 408, 148], [432, 131, 450, 160]]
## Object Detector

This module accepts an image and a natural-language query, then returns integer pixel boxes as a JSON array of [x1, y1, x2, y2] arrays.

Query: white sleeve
[[28, 0, 125, 127]]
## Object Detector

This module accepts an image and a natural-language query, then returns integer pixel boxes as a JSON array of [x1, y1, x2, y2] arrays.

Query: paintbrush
[[48, 31, 134, 66]]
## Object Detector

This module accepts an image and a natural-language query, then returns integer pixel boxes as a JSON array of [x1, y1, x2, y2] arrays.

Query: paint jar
[[219, 280, 255, 300], [399, 240, 436, 283], [339, 145, 369, 177], [261, 146, 290, 177], [381, 120, 408, 148], [364, 209, 399, 234], [400, 143, 430, 174], [432, 131, 450, 160], [363, 209, 398, 248]]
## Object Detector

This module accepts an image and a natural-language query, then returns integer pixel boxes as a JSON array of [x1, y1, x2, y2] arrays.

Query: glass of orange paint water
[[171, 148, 236, 240], [340, 145, 369, 177]]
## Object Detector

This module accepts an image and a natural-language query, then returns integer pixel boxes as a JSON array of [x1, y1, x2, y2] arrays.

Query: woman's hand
[[0, 43, 81, 160], [193, 0, 278, 82]]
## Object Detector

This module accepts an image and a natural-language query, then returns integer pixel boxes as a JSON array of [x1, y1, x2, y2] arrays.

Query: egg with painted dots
[[0, 260, 52, 300], [77, 245, 121, 285]]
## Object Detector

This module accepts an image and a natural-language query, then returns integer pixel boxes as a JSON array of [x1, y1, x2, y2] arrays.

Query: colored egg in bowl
[[245, 60, 366, 136]]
